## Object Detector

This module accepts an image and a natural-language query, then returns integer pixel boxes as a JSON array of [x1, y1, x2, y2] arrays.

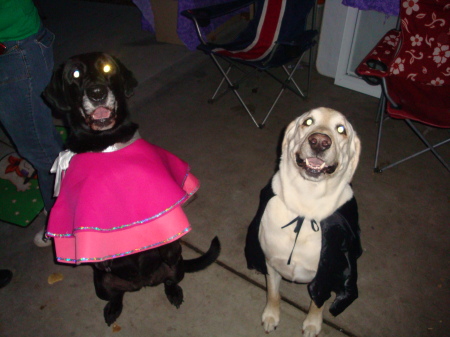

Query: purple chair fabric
[[132, 0, 242, 50], [342, 0, 400, 16]]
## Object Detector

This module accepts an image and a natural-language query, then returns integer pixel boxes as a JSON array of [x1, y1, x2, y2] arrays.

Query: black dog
[[44, 52, 138, 153], [44, 52, 220, 326]]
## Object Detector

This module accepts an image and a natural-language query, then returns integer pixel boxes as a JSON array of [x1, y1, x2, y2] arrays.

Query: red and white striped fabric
[[212, 0, 287, 61]]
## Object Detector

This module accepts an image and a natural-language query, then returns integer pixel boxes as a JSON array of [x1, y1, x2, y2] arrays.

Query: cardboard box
[[150, 0, 184, 45]]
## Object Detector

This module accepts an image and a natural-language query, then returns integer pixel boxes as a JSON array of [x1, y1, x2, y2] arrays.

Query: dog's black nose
[[308, 133, 332, 153], [86, 85, 108, 101]]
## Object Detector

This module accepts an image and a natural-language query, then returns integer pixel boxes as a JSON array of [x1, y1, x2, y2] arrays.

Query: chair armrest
[[356, 29, 401, 85], [181, 0, 255, 27]]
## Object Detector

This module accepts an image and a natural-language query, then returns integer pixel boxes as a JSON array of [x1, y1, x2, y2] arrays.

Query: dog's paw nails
[[262, 306, 280, 333], [173, 299, 184, 309], [302, 325, 319, 337], [264, 326, 276, 334], [262, 317, 278, 334], [105, 316, 117, 327]]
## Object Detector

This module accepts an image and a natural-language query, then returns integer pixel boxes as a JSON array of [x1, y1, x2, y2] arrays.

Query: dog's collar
[[51, 132, 141, 197], [282, 217, 319, 265]]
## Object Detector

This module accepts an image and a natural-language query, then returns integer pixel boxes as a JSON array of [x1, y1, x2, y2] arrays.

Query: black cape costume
[[244, 179, 362, 316]]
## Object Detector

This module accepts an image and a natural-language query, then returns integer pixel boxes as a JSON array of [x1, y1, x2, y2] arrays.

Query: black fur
[[94, 238, 220, 326], [44, 52, 138, 153], [45, 53, 220, 326]]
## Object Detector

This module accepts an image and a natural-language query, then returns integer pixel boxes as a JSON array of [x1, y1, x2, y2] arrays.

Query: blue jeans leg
[[0, 27, 64, 212]]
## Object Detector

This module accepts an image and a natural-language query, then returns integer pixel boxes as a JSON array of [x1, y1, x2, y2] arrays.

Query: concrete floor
[[0, 1, 449, 336]]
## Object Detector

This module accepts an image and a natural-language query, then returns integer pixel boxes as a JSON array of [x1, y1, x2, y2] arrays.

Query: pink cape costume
[[46, 138, 199, 264]]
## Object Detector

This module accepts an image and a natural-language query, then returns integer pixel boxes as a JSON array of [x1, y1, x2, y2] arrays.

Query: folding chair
[[181, 0, 318, 128], [356, 0, 450, 172]]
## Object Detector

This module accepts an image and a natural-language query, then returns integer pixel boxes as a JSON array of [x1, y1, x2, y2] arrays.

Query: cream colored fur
[[259, 108, 361, 337]]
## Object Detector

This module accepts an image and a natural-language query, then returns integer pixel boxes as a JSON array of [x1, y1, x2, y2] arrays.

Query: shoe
[[34, 227, 52, 247], [0, 269, 13, 288]]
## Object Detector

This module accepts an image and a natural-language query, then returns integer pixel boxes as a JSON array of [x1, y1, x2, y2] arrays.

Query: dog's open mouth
[[296, 153, 337, 177], [86, 107, 116, 130], [93, 107, 111, 120]]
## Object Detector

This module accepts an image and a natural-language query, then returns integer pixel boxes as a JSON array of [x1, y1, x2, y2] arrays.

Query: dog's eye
[[303, 118, 314, 126], [103, 64, 112, 73], [337, 125, 347, 135], [73, 70, 80, 79]]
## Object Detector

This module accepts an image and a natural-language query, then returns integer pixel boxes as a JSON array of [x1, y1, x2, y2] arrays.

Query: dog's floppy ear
[[282, 118, 300, 152], [347, 130, 361, 182], [43, 65, 71, 112], [114, 56, 138, 97]]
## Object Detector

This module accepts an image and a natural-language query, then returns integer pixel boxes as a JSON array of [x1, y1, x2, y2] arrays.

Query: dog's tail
[[183, 237, 221, 273]]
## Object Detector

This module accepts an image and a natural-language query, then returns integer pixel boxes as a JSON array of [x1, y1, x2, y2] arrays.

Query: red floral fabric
[[356, 0, 450, 127], [395, 0, 450, 85], [356, 29, 401, 78]]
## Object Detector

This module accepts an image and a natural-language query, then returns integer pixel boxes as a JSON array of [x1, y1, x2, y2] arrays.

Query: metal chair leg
[[209, 54, 261, 128], [405, 120, 450, 171], [376, 94, 386, 123], [375, 116, 450, 172], [260, 86, 285, 127], [207, 52, 311, 128], [209, 65, 232, 103], [374, 113, 386, 173]]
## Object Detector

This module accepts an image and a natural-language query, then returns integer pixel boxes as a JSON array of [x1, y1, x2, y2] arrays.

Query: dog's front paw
[[302, 304, 323, 337], [302, 325, 320, 337], [165, 283, 184, 308], [104, 299, 123, 326], [262, 306, 280, 333]]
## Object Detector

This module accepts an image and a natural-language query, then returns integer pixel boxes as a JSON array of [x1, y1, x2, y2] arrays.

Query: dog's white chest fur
[[259, 196, 322, 283]]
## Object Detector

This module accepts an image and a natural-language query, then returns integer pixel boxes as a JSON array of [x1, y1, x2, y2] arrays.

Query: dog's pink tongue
[[306, 157, 326, 170], [92, 107, 111, 120], [307, 158, 324, 166]]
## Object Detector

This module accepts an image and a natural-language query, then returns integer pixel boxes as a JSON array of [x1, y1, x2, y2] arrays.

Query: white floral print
[[410, 34, 423, 47], [384, 34, 399, 47], [403, 0, 420, 16], [359, 0, 450, 88], [433, 44, 450, 67], [430, 77, 444, 86], [391, 57, 405, 75]]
